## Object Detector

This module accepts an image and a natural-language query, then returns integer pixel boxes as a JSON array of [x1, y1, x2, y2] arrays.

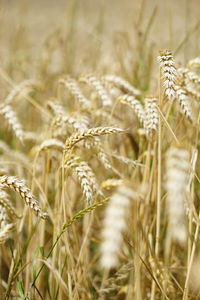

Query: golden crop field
[[0, 0, 200, 299]]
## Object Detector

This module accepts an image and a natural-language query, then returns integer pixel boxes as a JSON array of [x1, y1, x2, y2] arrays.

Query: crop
[[0, 1, 200, 299]]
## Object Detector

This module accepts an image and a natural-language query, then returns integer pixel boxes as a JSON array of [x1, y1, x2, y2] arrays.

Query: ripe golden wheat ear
[[119, 94, 145, 125], [80, 74, 112, 107], [187, 57, 200, 69], [59, 77, 91, 109], [102, 75, 141, 97], [65, 155, 101, 205], [158, 50, 177, 100], [0, 104, 25, 141], [144, 97, 159, 137], [165, 148, 190, 245], [0, 191, 17, 244], [0, 175, 48, 219], [64, 127, 124, 151], [100, 186, 134, 269]]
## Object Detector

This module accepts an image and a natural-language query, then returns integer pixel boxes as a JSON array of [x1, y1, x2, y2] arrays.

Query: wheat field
[[0, 0, 200, 299]]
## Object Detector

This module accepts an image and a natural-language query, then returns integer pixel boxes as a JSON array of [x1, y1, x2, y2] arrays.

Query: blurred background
[[0, 0, 200, 91]]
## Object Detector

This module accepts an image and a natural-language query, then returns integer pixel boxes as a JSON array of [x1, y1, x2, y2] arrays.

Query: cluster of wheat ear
[[1, 38, 200, 300]]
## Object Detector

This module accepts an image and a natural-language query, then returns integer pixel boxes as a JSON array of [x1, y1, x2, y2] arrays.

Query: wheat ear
[[100, 186, 133, 269], [158, 50, 177, 100], [65, 155, 100, 205], [102, 75, 141, 97], [38, 139, 65, 152], [0, 190, 20, 218], [59, 77, 91, 108], [0, 104, 24, 141], [187, 57, 200, 69], [80, 75, 112, 106], [0, 175, 48, 219], [175, 85, 194, 122], [119, 94, 145, 124], [165, 148, 190, 244], [144, 97, 159, 136], [64, 127, 124, 151]]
